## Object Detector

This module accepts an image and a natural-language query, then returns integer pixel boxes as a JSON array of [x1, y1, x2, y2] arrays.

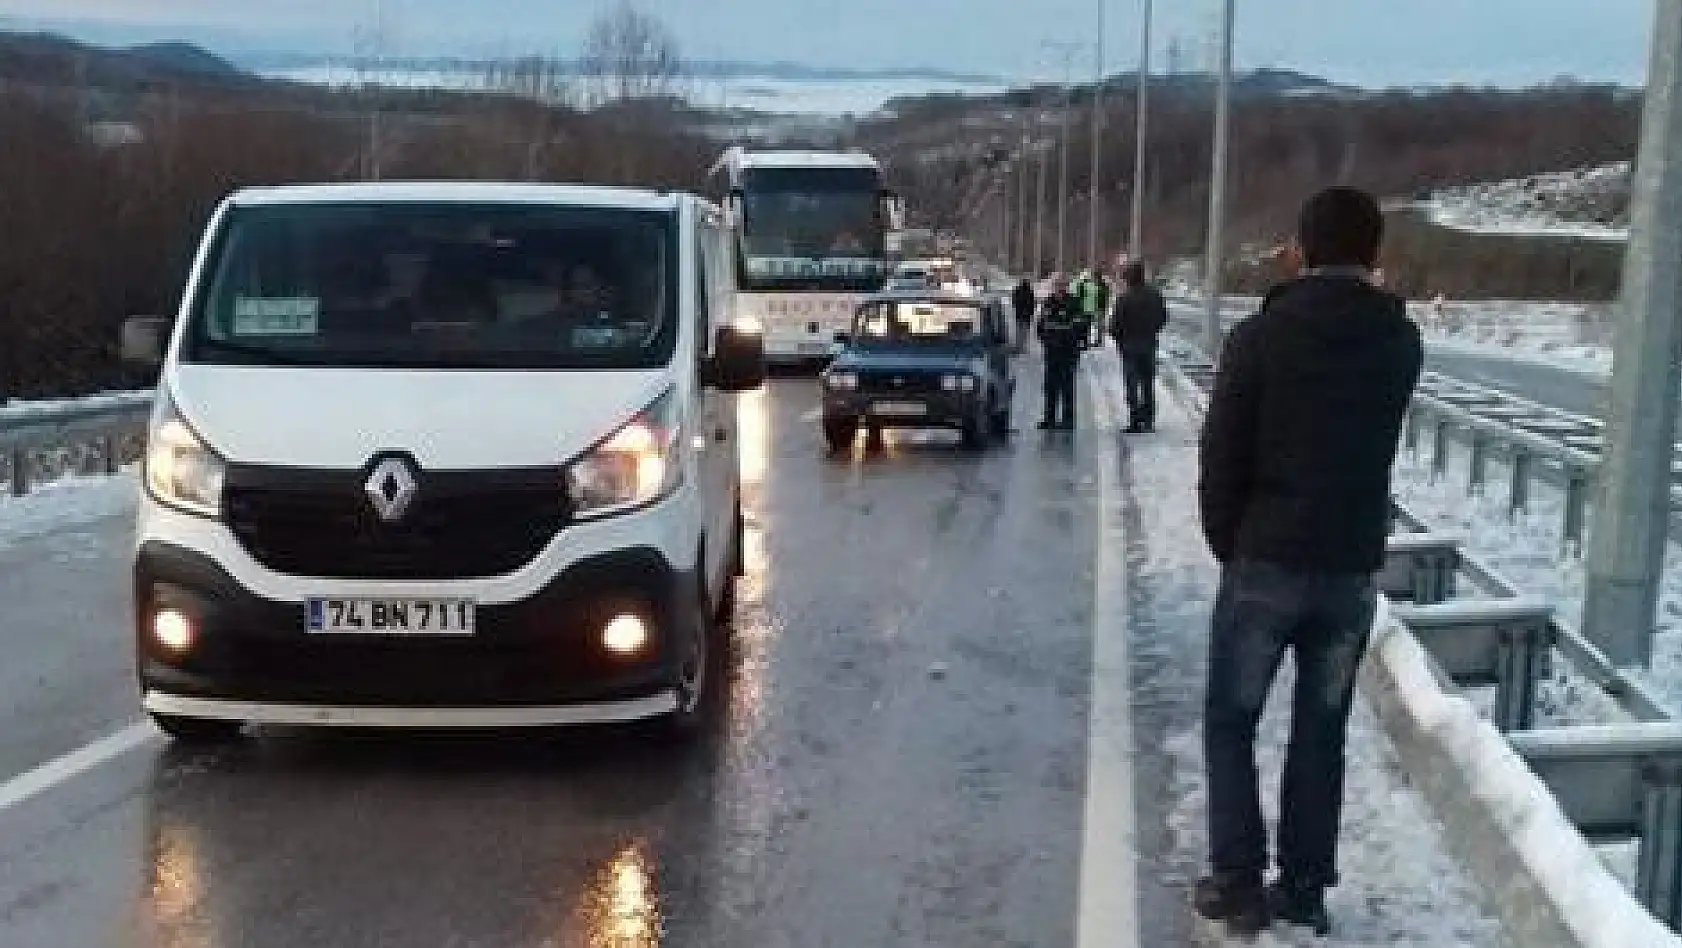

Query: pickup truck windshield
[[854, 300, 987, 346], [183, 202, 677, 370]]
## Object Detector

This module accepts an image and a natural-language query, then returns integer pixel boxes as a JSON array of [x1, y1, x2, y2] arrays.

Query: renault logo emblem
[[365, 456, 419, 523]]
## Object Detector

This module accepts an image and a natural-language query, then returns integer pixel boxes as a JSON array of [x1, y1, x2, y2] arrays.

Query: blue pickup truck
[[819, 289, 1016, 452]]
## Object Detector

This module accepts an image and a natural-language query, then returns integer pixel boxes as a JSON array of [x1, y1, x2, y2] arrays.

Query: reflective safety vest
[[1077, 277, 1101, 318]]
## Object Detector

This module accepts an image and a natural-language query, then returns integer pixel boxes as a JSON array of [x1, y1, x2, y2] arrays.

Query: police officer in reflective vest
[[1037, 276, 1084, 430]]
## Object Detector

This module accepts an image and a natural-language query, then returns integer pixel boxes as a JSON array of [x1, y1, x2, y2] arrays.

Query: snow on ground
[[1131, 375, 1509, 946], [0, 468, 136, 550], [0, 390, 151, 423], [1419, 163, 1630, 242], [1414, 299, 1615, 373], [1389, 424, 1682, 729]]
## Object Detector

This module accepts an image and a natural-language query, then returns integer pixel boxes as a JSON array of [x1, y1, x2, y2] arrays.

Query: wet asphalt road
[[1422, 345, 1610, 418], [0, 366, 1116, 948]]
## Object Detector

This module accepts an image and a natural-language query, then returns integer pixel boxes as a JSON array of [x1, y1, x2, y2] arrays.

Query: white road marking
[[1076, 366, 1142, 948], [0, 721, 158, 813]]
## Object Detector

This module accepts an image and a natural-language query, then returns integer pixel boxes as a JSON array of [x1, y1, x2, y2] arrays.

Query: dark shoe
[[1124, 422, 1146, 434], [1267, 880, 1330, 936], [1194, 875, 1269, 936], [1036, 419, 1055, 430]]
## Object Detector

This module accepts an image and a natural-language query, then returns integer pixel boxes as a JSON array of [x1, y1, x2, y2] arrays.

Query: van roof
[[227, 181, 687, 212]]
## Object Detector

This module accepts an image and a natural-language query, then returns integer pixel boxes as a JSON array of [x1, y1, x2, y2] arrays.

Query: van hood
[[169, 365, 672, 470]]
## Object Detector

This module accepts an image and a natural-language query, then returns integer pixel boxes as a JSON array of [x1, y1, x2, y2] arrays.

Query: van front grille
[[223, 462, 570, 580]]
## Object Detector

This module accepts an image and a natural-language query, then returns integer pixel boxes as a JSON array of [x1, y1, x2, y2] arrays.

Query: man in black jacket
[[1110, 261, 1169, 433], [1012, 277, 1037, 354], [1036, 276, 1084, 430], [1193, 187, 1423, 937]]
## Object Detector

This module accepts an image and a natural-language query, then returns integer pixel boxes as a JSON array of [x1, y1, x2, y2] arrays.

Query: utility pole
[[1129, 0, 1153, 260], [1582, 0, 1682, 667], [1088, 0, 1106, 276], [1201, 0, 1234, 357], [1016, 127, 1032, 274], [1045, 41, 1081, 278], [1034, 140, 1050, 277]]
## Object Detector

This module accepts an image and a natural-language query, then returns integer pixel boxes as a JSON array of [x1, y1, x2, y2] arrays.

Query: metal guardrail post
[[1639, 757, 1682, 928], [8, 447, 25, 497], [1496, 617, 1555, 732], [1510, 450, 1532, 518], [1565, 469, 1591, 555], [1432, 416, 1450, 480], [1468, 433, 1489, 495]]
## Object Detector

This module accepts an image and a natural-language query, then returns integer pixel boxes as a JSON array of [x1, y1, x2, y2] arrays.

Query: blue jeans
[[1204, 559, 1377, 889]]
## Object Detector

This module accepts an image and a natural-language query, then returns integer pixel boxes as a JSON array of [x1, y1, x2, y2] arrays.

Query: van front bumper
[[134, 541, 694, 719]]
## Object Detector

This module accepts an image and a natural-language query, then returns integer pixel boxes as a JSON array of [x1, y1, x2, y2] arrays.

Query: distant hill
[[124, 41, 241, 78], [0, 31, 254, 90]]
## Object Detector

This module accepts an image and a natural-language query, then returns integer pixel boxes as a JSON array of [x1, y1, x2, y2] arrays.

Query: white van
[[120, 182, 765, 742]]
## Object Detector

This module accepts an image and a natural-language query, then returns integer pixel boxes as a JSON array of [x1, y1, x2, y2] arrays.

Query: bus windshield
[[737, 166, 887, 293]]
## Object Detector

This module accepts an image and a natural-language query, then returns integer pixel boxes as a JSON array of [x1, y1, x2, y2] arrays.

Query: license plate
[[306, 598, 476, 635], [871, 401, 927, 416]]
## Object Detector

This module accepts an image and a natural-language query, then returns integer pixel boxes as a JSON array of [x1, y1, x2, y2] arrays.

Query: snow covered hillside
[[1419, 162, 1631, 242]]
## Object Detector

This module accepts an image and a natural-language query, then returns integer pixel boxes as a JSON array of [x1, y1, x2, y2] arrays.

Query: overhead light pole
[[1088, 0, 1107, 276], [1202, 0, 1234, 357], [1044, 40, 1082, 278], [1130, 0, 1153, 260]]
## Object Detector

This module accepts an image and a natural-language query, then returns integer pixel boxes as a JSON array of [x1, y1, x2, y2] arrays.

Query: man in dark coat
[[1012, 277, 1037, 354], [1109, 261, 1169, 433], [1193, 187, 1423, 937], [1036, 276, 1084, 430]]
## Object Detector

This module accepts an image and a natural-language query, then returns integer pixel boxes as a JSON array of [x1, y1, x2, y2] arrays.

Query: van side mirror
[[707, 322, 766, 392], [121, 316, 169, 368]]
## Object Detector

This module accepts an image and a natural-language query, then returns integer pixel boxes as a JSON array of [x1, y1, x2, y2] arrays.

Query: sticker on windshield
[[231, 297, 320, 336]]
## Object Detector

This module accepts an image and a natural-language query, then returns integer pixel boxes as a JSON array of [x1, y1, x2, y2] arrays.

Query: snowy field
[[1413, 299, 1615, 373], [264, 64, 1010, 117], [1418, 162, 1630, 242]]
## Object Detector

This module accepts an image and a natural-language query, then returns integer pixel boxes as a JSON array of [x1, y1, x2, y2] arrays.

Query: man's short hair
[[1122, 261, 1147, 286], [1298, 186, 1383, 270]]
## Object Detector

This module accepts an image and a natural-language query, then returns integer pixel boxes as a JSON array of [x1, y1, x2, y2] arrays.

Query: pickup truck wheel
[[823, 417, 857, 454]]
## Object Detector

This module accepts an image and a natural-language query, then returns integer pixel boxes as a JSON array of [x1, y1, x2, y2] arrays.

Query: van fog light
[[602, 614, 651, 655], [153, 608, 194, 652]]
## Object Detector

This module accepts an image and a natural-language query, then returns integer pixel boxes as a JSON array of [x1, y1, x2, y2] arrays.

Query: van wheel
[[823, 417, 857, 454], [149, 713, 245, 745], [716, 507, 742, 625], [657, 582, 715, 741]]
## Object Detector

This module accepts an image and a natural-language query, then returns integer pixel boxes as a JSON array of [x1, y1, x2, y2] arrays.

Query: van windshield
[[183, 202, 677, 370]]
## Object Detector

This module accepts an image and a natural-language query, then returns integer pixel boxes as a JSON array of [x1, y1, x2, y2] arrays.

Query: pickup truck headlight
[[143, 395, 225, 519], [567, 389, 683, 519]]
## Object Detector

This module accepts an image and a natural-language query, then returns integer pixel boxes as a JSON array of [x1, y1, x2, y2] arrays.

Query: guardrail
[[1160, 337, 1682, 935], [1166, 326, 1675, 556], [0, 393, 153, 497]]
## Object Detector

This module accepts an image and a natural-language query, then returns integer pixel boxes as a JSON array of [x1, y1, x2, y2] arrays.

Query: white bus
[[708, 148, 903, 362]]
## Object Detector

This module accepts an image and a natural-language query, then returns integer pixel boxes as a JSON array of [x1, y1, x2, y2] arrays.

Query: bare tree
[[578, 0, 685, 108]]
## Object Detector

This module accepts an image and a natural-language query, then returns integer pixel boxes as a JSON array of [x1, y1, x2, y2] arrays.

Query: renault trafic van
[[120, 182, 766, 742]]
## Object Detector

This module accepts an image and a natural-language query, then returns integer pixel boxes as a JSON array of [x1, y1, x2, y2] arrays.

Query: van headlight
[[144, 397, 225, 519], [567, 389, 684, 519], [941, 374, 978, 393]]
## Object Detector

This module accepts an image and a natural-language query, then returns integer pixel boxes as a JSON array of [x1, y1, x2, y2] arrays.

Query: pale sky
[[0, 0, 1656, 87]]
